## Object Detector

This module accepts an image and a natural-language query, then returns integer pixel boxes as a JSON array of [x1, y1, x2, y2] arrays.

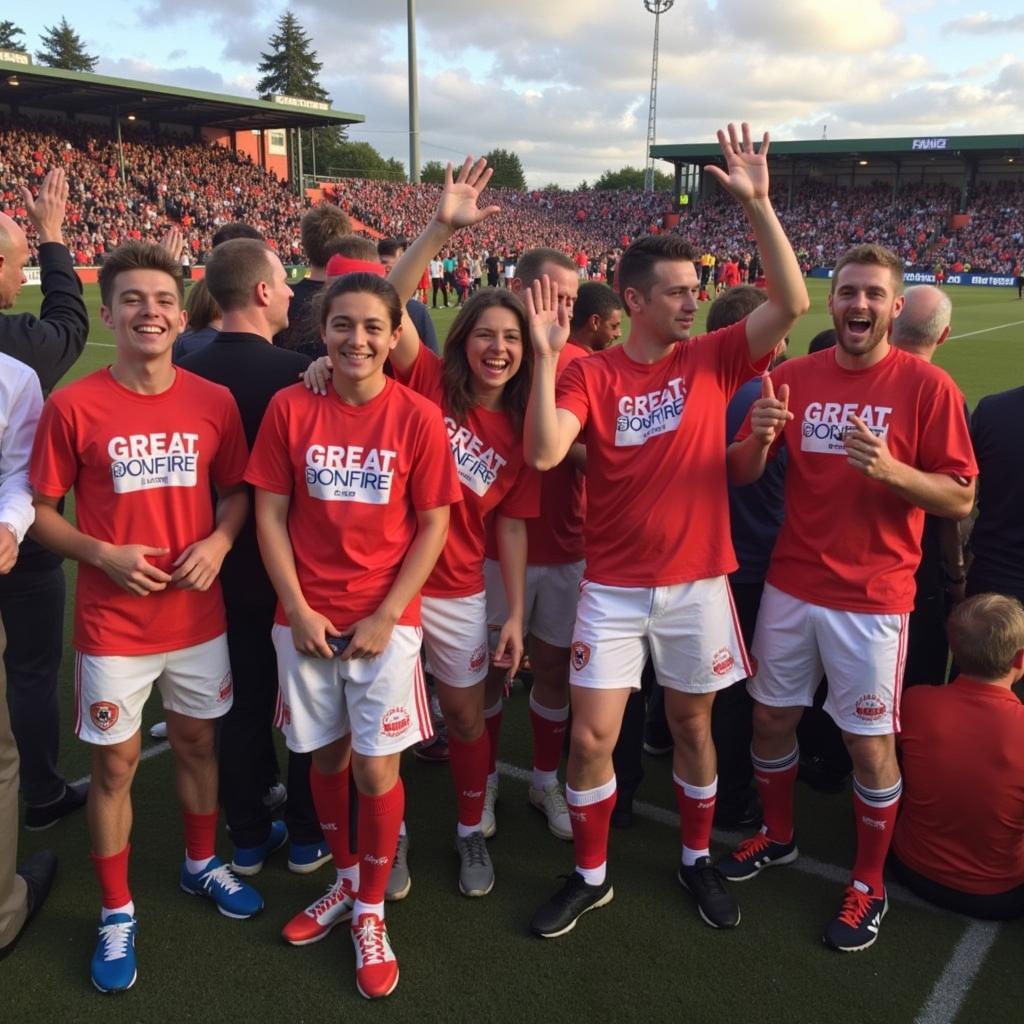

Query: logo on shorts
[[90, 701, 119, 732], [381, 706, 411, 738], [711, 648, 735, 676], [854, 694, 888, 721], [571, 642, 591, 672], [469, 643, 487, 671], [217, 672, 233, 702]]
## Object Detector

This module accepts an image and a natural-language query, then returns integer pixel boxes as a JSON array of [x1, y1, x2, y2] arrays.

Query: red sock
[[484, 704, 503, 776], [356, 778, 405, 906], [91, 844, 132, 909], [752, 748, 799, 843], [674, 774, 716, 855], [852, 778, 902, 894], [566, 779, 617, 870], [529, 695, 569, 774], [310, 765, 357, 870], [182, 810, 218, 862], [447, 732, 490, 828]]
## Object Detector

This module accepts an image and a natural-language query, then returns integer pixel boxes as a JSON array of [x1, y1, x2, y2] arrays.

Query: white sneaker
[[480, 777, 498, 839], [262, 782, 287, 812], [149, 721, 168, 739], [529, 781, 573, 840]]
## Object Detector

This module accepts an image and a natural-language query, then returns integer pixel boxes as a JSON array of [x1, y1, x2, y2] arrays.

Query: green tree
[[420, 160, 446, 184], [256, 13, 329, 102], [0, 21, 26, 50], [594, 165, 672, 190], [314, 139, 405, 182], [483, 148, 526, 190], [576, 180, 591, 191], [541, 182, 564, 192], [35, 18, 98, 72]]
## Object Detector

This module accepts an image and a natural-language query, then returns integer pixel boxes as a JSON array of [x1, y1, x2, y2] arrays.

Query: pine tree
[[35, 18, 98, 72], [256, 13, 329, 102], [0, 21, 26, 51]]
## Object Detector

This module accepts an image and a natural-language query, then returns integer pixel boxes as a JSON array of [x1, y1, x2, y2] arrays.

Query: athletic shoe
[[287, 840, 333, 875], [528, 781, 572, 840], [281, 878, 355, 946], [822, 883, 888, 952], [90, 913, 138, 994], [716, 830, 799, 882], [642, 722, 674, 757], [262, 782, 288, 813], [714, 790, 763, 830], [148, 721, 167, 739], [180, 857, 263, 919], [412, 725, 449, 763], [798, 754, 850, 794], [530, 872, 614, 938], [677, 856, 741, 928], [23, 782, 88, 831], [385, 833, 411, 901], [232, 819, 288, 876], [455, 831, 494, 897], [351, 913, 399, 999], [481, 777, 498, 839]]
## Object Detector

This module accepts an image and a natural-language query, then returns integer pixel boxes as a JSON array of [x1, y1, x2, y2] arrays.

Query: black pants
[[0, 567, 66, 806], [889, 852, 1024, 920], [611, 661, 655, 798], [903, 586, 949, 688], [431, 278, 446, 306], [218, 596, 320, 847]]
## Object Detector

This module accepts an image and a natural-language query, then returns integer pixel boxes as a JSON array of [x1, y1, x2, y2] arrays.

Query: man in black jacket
[[0, 167, 90, 830]]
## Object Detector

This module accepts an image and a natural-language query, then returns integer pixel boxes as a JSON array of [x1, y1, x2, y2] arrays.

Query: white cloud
[[943, 12, 1024, 35]]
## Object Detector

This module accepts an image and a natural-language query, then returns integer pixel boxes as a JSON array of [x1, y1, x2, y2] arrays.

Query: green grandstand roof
[[0, 58, 362, 130]]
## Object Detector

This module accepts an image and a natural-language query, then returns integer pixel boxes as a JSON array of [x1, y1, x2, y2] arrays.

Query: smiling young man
[[523, 123, 809, 938], [719, 243, 978, 951], [29, 242, 260, 993]]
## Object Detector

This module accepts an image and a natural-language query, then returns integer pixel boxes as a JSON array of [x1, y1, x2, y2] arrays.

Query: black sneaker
[[713, 790, 762, 830], [716, 830, 799, 881], [677, 856, 741, 928], [822, 882, 888, 952], [530, 872, 614, 938], [24, 782, 88, 831]]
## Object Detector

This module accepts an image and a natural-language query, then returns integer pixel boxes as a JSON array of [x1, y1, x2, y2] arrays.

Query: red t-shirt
[[739, 347, 977, 613], [894, 678, 1024, 895], [245, 379, 461, 629], [396, 348, 539, 597], [556, 319, 764, 587], [30, 368, 249, 656]]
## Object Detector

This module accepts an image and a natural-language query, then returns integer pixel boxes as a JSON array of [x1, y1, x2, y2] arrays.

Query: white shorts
[[75, 635, 232, 746], [484, 557, 583, 650], [420, 592, 489, 688], [569, 576, 750, 694], [748, 584, 908, 736], [272, 624, 431, 755]]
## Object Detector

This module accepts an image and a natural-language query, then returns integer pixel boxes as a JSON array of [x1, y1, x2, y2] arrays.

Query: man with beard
[[569, 283, 623, 353], [719, 244, 977, 952]]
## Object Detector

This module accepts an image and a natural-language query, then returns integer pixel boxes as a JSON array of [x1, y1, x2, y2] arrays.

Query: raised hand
[[159, 226, 184, 263], [750, 373, 791, 446], [433, 157, 501, 232], [20, 167, 69, 244], [525, 274, 570, 359], [704, 123, 770, 204]]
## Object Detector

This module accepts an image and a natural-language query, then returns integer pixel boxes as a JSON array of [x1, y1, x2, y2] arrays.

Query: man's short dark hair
[[211, 222, 264, 248], [301, 204, 354, 268], [99, 242, 183, 306], [514, 247, 576, 289], [617, 235, 699, 301], [324, 234, 379, 263], [571, 282, 623, 332], [706, 285, 766, 332], [377, 238, 405, 260], [204, 238, 274, 313], [831, 243, 904, 295]]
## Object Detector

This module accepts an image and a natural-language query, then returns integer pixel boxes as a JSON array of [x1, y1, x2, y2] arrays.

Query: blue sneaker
[[91, 913, 138, 993], [287, 839, 333, 875], [231, 820, 289, 876], [180, 856, 263, 919]]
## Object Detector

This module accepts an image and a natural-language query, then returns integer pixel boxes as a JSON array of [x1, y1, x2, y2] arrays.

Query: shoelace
[[201, 863, 243, 895], [98, 921, 134, 961], [309, 881, 350, 919], [462, 832, 489, 867], [691, 861, 728, 895], [734, 832, 773, 861], [545, 786, 569, 816], [353, 918, 388, 965], [837, 885, 875, 927]]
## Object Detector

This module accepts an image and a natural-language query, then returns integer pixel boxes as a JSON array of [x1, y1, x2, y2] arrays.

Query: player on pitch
[[524, 123, 809, 937]]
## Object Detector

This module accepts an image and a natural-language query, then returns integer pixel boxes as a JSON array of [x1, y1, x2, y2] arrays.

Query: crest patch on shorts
[[381, 705, 411, 738], [711, 647, 735, 676], [90, 701, 119, 732], [217, 672, 233, 702], [469, 643, 487, 672], [571, 642, 591, 672], [854, 694, 887, 721]]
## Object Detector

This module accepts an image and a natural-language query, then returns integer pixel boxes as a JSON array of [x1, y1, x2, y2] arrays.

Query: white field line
[[948, 318, 1024, 341], [914, 920, 1001, 1024]]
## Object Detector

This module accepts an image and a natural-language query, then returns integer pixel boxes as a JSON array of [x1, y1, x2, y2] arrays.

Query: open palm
[[525, 276, 570, 358], [435, 157, 501, 230], [704, 123, 770, 202]]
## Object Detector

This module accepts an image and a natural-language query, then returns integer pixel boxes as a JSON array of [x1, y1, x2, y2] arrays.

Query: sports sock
[[91, 844, 132, 911], [529, 692, 569, 776], [752, 745, 799, 843], [100, 900, 135, 923], [447, 731, 489, 832], [182, 809, 218, 872], [483, 698, 504, 776], [356, 778, 405, 907], [310, 765, 358, 872], [567, 776, 617, 886], [851, 775, 902, 895], [674, 773, 717, 866]]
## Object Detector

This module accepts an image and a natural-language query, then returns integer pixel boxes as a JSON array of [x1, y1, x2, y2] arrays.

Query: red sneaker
[[281, 878, 354, 946], [351, 913, 399, 999]]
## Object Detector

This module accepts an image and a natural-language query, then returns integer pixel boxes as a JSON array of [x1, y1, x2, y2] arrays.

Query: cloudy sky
[[10, 1, 1024, 186]]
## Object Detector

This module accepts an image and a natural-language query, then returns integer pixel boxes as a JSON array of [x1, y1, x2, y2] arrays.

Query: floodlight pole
[[408, 0, 421, 183], [643, 0, 674, 193]]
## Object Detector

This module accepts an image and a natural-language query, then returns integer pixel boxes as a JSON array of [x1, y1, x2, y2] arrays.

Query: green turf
[[5, 279, 1021, 1021]]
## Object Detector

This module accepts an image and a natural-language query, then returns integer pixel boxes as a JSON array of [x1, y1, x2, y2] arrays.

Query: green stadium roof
[[0, 58, 363, 130]]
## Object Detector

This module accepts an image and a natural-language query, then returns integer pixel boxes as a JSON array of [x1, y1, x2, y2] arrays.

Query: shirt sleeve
[[554, 355, 590, 432], [408, 405, 463, 512], [496, 463, 541, 520], [701, 317, 771, 399], [244, 393, 295, 495], [392, 342, 443, 395], [917, 378, 978, 481], [0, 367, 44, 543], [29, 394, 79, 500], [210, 391, 250, 489]]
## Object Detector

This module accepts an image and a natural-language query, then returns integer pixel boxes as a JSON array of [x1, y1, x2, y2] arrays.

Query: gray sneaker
[[385, 832, 411, 902], [455, 831, 494, 897]]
